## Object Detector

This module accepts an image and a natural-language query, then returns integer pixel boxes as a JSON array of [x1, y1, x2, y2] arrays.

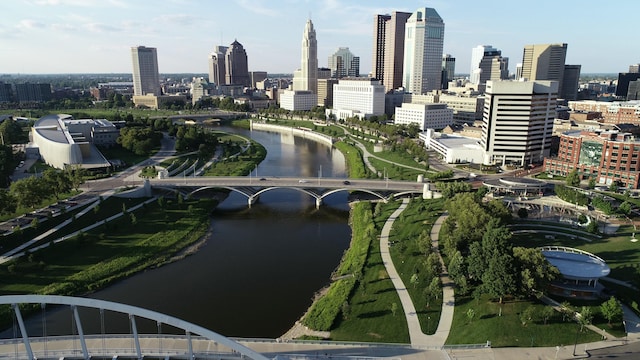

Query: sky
[[2, 0, 639, 76]]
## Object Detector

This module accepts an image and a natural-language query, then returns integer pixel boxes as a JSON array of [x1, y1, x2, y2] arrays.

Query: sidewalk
[[378, 199, 454, 348]]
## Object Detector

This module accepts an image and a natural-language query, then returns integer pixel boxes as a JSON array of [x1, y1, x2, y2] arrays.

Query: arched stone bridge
[[147, 177, 430, 208]]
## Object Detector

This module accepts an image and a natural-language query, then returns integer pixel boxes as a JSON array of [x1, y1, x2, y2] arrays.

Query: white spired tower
[[293, 19, 318, 94]]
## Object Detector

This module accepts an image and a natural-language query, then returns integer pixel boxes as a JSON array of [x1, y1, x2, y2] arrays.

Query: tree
[[390, 302, 398, 316], [600, 297, 623, 326], [423, 277, 441, 308], [478, 221, 517, 303], [512, 247, 560, 296], [410, 273, 419, 289], [578, 306, 593, 332], [587, 177, 596, 189], [466, 308, 476, 323], [520, 306, 536, 326], [0, 189, 16, 215], [541, 305, 555, 325], [566, 170, 581, 187], [560, 301, 574, 322]]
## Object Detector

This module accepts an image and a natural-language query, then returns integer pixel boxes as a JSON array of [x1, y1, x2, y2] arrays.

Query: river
[[9, 125, 352, 339]]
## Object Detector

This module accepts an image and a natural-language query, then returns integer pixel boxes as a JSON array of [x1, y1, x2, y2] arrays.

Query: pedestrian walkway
[[378, 199, 454, 348]]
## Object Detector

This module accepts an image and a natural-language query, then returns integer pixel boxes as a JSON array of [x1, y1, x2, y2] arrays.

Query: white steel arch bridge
[[0, 294, 270, 360]]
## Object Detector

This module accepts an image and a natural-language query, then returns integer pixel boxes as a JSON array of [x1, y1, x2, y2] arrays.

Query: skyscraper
[[292, 19, 318, 93], [441, 54, 455, 89], [481, 80, 557, 166], [372, 11, 412, 92], [402, 7, 445, 94], [561, 64, 581, 101], [520, 43, 567, 96], [469, 45, 509, 88], [282, 19, 318, 111], [225, 40, 250, 87], [328, 47, 360, 78], [208, 45, 228, 86], [131, 46, 161, 96]]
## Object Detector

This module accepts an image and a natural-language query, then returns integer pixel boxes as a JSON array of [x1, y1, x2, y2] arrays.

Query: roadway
[[147, 176, 427, 193]]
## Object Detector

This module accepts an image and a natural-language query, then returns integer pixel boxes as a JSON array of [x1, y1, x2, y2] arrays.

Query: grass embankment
[[326, 201, 410, 343], [98, 145, 150, 168], [333, 141, 372, 179], [1, 203, 90, 249], [0, 197, 214, 325], [302, 203, 377, 332], [256, 118, 346, 138]]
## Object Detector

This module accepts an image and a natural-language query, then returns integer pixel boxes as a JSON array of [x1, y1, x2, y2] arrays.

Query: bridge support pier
[[315, 197, 322, 209], [12, 304, 34, 360], [248, 196, 259, 208]]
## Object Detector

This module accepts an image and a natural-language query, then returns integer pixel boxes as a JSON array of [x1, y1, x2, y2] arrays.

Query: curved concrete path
[[379, 199, 454, 348]]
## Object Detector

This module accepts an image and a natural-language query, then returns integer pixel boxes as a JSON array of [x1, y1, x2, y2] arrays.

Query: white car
[[298, 179, 308, 183]]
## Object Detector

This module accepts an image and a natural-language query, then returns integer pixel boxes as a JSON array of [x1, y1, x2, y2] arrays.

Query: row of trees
[[0, 168, 83, 214], [440, 193, 560, 302], [117, 127, 163, 156]]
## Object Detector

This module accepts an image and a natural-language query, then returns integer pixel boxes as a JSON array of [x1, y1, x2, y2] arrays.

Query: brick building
[[543, 130, 640, 189]]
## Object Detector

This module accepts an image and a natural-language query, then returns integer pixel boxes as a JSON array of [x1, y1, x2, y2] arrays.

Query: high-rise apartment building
[[520, 43, 567, 97], [208, 45, 228, 86], [292, 19, 318, 94], [372, 12, 412, 92], [469, 45, 509, 88], [481, 80, 557, 166], [561, 64, 581, 101], [131, 46, 161, 96], [328, 47, 360, 78], [442, 54, 455, 89], [225, 40, 250, 87], [402, 7, 445, 95]]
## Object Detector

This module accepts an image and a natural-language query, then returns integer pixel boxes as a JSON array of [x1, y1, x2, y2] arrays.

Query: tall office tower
[[616, 72, 640, 97], [225, 40, 250, 87], [402, 7, 445, 94], [328, 47, 360, 78], [561, 64, 581, 101], [480, 80, 557, 166], [208, 45, 228, 85], [292, 19, 318, 93], [131, 46, 161, 96], [629, 64, 640, 73], [521, 43, 567, 96], [469, 45, 509, 88], [372, 12, 412, 92], [441, 54, 455, 89]]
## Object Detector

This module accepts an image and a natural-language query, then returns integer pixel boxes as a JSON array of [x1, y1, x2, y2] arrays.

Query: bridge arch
[[0, 294, 268, 360], [320, 188, 389, 203], [187, 185, 255, 200]]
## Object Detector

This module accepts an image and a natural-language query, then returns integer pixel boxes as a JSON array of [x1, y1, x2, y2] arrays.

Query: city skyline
[[2, 0, 639, 75]]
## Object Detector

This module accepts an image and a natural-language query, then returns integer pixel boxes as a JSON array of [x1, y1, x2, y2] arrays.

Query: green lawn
[[388, 198, 445, 334], [98, 145, 151, 167], [446, 294, 602, 346], [368, 157, 427, 181]]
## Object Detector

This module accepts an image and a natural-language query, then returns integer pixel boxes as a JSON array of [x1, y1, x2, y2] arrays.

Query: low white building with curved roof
[[31, 114, 116, 170], [541, 246, 610, 299]]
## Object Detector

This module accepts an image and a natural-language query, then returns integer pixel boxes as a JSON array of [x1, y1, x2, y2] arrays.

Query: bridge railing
[[0, 334, 243, 360]]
